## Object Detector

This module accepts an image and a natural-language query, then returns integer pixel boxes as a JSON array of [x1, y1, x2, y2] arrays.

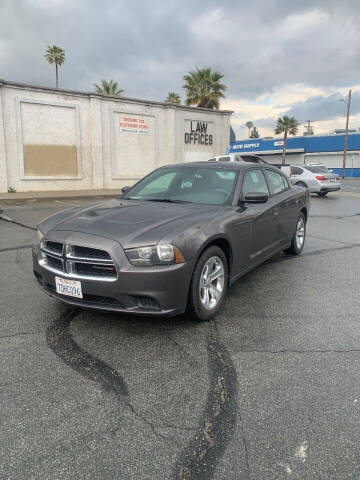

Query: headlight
[[37, 228, 44, 242], [125, 244, 184, 266]]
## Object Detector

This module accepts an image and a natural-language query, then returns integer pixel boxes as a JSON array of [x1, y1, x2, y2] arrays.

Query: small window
[[291, 166, 303, 176], [218, 156, 231, 162], [208, 158, 216, 162], [266, 169, 287, 194], [241, 155, 261, 164], [242, 169, 269, 196]]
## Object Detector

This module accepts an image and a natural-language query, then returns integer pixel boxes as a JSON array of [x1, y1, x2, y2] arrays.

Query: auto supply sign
[[119, 116, 149, 134]]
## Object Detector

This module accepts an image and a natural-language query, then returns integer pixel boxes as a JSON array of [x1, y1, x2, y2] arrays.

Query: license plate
[[55, 276, 83, 299], [330, 178, 336, 182]]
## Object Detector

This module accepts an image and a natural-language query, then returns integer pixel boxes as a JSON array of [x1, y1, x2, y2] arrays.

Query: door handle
[[273, 208, 279, 216]]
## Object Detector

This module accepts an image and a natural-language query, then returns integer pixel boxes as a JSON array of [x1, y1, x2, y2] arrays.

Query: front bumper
[[32, 239, 194, 317]]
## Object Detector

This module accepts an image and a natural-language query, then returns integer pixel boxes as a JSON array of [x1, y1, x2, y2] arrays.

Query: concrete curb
[[0, 190, 123, 205]]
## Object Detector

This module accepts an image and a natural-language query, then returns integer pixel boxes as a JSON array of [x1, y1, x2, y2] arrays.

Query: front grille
[[71, 245, 111, 260], [45, 255, 63, 270], [39, 241, 117, 281], [74, 262, 116, 278], [43, 240, 63, 255]]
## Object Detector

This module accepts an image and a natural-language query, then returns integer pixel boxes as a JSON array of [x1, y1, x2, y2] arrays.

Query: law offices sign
[[184, 120, 214, 146]]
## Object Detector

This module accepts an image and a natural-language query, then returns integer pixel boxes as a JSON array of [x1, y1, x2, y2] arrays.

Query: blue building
[[228, 133, 360, 177]]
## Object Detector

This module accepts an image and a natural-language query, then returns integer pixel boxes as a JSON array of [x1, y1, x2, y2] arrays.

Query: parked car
[[290, 164, 340, 196], [208, 154, 268, 164], [33, 162, 309, 321], [306, 163, 340, 179]]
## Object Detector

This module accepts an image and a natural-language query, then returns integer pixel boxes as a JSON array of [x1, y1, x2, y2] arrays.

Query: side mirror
[[244, 192, 269, 204], [121, 186, 131, 195]]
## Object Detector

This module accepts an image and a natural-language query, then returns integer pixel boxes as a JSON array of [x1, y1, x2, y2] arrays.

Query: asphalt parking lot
[[1, 189, 360, 480]]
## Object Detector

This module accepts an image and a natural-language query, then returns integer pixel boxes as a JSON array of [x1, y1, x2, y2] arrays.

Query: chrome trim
[[40, 242, 64, 257], [39, 257, 117, 282], [38, 241, 117, 282], [66, 252, 113, 264]]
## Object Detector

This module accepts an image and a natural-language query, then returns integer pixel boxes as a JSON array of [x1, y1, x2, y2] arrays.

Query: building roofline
[[233, 131, 360, 143], [0, 78, 233, 115]]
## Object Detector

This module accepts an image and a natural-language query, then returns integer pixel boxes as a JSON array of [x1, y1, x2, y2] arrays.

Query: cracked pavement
[[0, 192, 360, 479]]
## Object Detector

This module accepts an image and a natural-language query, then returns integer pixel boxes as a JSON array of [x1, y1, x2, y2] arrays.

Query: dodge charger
[[33, 162, 309, 321]]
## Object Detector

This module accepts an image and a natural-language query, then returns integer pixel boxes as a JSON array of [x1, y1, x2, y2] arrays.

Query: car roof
[[157, 161, 277, 171]]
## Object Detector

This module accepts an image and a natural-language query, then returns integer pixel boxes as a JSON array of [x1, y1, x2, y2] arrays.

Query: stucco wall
[[0, 80, 232, 193]]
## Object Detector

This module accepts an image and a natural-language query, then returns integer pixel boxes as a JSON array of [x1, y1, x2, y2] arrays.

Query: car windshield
[[123, 166, 238, 205], [305, 165, 329, 173]]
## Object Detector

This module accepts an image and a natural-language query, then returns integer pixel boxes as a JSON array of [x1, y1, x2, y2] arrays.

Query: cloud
[[283, 91, 360, 122], [1, 0, 360, 136]]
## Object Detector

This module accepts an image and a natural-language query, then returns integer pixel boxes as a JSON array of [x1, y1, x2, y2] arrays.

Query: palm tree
[[165, 92, 181, 104], [274, 116, 300, 164], [245, 121, 253, 138], [44, 45, 65, 88], [250, 126, 260, 138], [94, 79, 124, 96], [183, 67, 226, 109]]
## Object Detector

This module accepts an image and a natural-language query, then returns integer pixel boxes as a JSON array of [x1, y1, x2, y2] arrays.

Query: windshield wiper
[[146, 198, 193, 204]]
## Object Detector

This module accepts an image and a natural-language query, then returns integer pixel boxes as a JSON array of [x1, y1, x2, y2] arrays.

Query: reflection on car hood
[[46, 199, 220, 248]]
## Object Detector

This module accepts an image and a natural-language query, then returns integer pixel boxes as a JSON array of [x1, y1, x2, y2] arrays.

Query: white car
[[208, 154, 292, 177], [290, 165, 340, 197], [208, 154, 268, 164]]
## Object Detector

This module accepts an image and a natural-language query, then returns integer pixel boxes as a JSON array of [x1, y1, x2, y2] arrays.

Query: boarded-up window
[[20, 102, 79, 177]]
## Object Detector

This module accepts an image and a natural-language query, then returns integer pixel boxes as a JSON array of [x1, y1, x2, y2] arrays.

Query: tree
[[183, 67, 226, 109], [94, 79, 124, 96], [245, 121, 253, 137], [165, 92, 181, 104], [44, 45, 65, 88], [250, 126, 259, 138], [274, 115, 300, 164]]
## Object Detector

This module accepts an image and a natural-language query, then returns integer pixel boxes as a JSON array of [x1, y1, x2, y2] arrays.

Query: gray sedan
[[290, 164, 340, 197], [33, 162, 309, 321]]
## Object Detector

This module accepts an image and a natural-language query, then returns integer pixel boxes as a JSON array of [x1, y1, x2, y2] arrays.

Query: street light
[[338, 90, 352, 179]]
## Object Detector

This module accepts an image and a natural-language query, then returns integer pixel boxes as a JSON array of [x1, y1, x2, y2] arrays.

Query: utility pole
[[342, 89, 352, 179]]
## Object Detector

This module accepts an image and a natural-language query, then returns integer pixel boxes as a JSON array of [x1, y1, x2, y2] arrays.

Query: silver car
[[290, 165, 340, 197]]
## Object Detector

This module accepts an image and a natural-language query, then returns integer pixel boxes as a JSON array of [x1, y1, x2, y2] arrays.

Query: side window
[[291, 167, 303, 176], [218, 156, 231, 161], [266, 169, 287, 194], [242, 169, 269, 196]]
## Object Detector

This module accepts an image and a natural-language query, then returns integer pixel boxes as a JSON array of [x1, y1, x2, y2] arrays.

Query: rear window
[[291, 166, 304, 175], [305, 166, 329, 173]]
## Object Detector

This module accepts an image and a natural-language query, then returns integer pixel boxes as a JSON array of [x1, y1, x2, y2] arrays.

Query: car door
[[241, 168, 280, 264], [265, 168, 296, 245]]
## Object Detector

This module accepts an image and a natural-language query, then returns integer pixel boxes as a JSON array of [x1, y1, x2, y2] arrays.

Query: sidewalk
[[0, 189, 124, 205]]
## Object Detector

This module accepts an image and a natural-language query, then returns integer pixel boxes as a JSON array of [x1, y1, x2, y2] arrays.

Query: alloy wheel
[[199, 256, 225, 310], [296, 217, 305, 250]]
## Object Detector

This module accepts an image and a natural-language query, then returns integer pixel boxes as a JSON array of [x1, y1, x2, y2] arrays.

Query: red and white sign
[[119, 116, 149, 135]]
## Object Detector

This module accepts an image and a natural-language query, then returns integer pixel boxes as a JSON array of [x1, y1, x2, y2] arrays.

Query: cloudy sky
[[1, 0, 360, 139]]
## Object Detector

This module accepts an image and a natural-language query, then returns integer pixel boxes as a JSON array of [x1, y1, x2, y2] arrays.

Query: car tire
[[284, 212, 306, 255], [317, 192, 328, 197], [295, 181, 307, 189], [188, 246, 228, 321]]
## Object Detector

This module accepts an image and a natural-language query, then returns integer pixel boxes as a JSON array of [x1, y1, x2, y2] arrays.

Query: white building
[[0, 79, 232, 193]]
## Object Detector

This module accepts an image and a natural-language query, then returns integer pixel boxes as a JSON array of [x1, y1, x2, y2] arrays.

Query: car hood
[[46, 199, 220, 248]]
